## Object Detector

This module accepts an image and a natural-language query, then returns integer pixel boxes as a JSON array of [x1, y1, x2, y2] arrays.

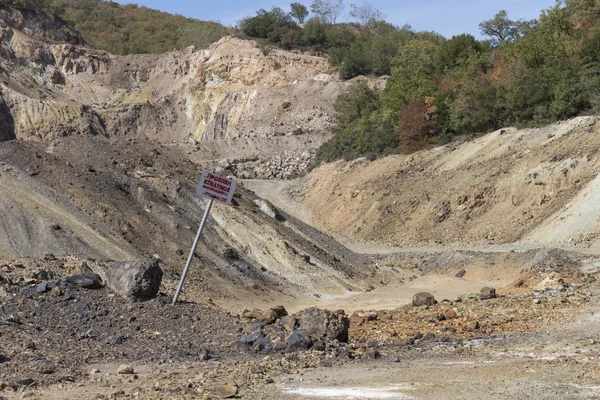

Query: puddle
[[284, 385, 415, 399]]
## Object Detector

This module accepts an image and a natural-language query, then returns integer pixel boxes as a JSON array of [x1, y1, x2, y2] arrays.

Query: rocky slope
[[272, 117, 600, 249], [0, 135, 377, 311], [0, 5, 349, 179]]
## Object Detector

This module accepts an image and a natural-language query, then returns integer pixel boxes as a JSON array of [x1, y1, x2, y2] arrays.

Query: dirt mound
[[289, 117, 600, 249], [0, 135, 375, 312]]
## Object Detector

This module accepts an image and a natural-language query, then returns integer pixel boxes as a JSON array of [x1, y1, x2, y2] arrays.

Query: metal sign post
[[172, 172, 237, 305]]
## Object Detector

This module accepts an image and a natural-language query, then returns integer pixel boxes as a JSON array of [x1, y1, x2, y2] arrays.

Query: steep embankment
[[269, 117, 600, 249], [0, 136, 375, 311], [0, 5, 349, 179]]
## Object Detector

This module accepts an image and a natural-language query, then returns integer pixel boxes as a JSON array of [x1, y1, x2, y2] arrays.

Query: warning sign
[[196, 172, 237, 205]]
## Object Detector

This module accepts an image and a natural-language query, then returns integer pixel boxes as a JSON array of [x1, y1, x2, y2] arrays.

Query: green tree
[[310, 0, 344, 24], [479, 10, 525, 45], [434, 34, 482, 74], [382, 38, 440, 114], [240, 7, 297, 42], [290, 2, 309, 23], [349, 1, 384, 26], [49, 0, 230, 54], [315, 82, 397, 163]]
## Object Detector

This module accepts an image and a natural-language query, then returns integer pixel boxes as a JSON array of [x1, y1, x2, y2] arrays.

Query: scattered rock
[[434, 201, 451, 223], [287, 329, 313, 350], [479, 287, 497, 300], [349, 313, 366, 325], [455, 270, 466, 278], [214, 384, 238, 399], [50, 286, 63, 296], [104, 335, 126, 345], [444, 309, 457, 319], [253, 199, 279, 219], [367, 350, 381, 359], [281, 315, 297, 332], [535, 272, 566, 291], [117, 365, 134, 375], [466, 321, 480, 331], [35, 283, 48, 293], [65, 274, 102, 289], [107, 259, 163, 301], [412, 292, 436, 307], [14, 378, 34, 387]]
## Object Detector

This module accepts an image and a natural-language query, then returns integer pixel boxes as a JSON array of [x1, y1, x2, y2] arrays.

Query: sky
[[113, 0, 557, 38]]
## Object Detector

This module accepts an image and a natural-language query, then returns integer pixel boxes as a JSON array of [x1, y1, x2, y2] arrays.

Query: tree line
[[303, 0, 600, 163], [0, 0, 231, 55]]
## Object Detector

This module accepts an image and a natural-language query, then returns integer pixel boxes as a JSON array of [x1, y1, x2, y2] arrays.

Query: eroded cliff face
[[0, 7, 347, 177], [0, 93, 14, 141]]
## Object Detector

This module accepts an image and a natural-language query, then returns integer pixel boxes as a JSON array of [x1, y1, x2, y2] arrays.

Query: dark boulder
[[412, 292, 435, 306], [287, 329, 312, 350], [107, 259, 163, 301], [297, 307, 349, 343]]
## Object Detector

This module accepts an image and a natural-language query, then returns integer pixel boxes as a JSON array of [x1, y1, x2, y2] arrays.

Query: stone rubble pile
[[239, 306, 351, 355], [214, 149, 315, 180]]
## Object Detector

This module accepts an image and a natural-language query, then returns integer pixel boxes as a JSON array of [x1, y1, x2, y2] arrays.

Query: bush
[[313, 82, 397, 165]]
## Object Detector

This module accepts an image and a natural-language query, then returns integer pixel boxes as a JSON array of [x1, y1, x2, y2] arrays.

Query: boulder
[[107, 259, 163, 301], [412, 292, 435, 306], [297, 307, 349, 343], [287, 329, 313, 350]]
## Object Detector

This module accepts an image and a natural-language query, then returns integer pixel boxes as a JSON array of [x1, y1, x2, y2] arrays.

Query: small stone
[[412, 292, 435, 306], [24, 341, 36, 351], [367, 350, 381, 359], [441, 327, 457, 333], [104, 335, 126, 345], [117, 365, 134, 375], [444, 309, 458, 319], [281, 315, 297, 332], [15, 378, 35, 387], [349, 314, 366, 325], [214, 384, 238, 398], [65, 274, 102, 289], [40, 364, 56, 375], [479, 287, 497, 300], [50, 286, 63, 296], [35, 283, 48, 294], [455, 270, 466, 278], [467, 321, 480, 331]]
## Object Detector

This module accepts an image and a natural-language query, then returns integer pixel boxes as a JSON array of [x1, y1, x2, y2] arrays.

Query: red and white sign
[[196, 171, 237, 205]]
